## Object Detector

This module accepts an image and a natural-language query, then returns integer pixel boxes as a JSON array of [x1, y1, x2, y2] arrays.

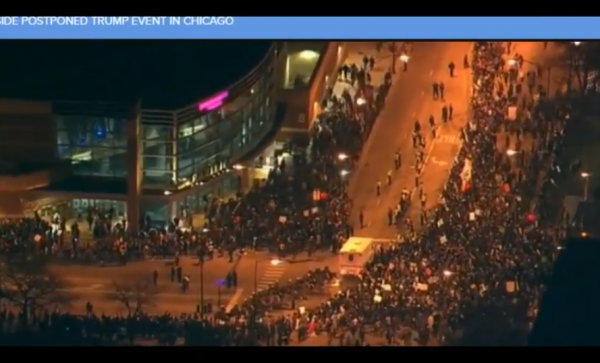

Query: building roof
[[529, 237, 600, 346], [0, 40, 271, 110]]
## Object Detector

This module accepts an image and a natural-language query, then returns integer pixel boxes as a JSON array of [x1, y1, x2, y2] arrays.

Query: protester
[[0, 42, 572, 346]]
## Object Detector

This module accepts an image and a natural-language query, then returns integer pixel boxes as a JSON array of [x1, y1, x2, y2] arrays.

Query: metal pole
[[251, 260, 259, 330], [217, 285, 221, 307], [253, 260, 259, 297], [200, 259, 205, 317], [584, 177, 589, 201], [546, 66, 551, 96]]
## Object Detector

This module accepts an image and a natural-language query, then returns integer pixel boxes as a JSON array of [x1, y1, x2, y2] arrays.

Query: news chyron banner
[[0, 16, 597, 39]]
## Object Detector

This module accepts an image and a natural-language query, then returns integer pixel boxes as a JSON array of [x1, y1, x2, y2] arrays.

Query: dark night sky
[[0, 40, 272, 109]]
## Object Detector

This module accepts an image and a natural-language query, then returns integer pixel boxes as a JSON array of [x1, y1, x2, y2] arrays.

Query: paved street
[[223, 42, 396, 309], [38, 42, 569, 337], [293, 41, 566, 346], [349, 42, 472, 239], [50, 256, 237, 314]]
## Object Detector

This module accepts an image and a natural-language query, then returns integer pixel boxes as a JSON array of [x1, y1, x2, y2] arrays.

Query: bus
[[339, 237, 374, 277]]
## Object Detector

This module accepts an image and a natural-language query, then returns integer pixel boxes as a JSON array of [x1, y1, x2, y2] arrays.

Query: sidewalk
[[331, 42, 396, 100], [505, 42, 570, 212]]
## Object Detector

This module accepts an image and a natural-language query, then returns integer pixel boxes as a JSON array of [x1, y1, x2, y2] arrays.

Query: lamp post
[[581, 172, 591, 201], [199, 250, 205, 318]]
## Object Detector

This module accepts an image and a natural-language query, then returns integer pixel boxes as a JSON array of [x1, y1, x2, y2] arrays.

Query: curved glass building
[[0, 41, 348, 230], [1, 44, 279, 227]]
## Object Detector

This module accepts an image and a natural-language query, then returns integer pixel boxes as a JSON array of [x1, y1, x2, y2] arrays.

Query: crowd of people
[[0, 42, 576, 346], [0, 48, 391, 345]]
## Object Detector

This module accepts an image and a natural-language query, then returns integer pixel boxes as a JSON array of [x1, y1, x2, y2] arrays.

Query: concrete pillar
[[169, 200, 177, 221], [126, 113, 141, 232]]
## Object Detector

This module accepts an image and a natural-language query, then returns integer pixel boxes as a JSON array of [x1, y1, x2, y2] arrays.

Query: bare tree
[[0, 256, 70, 323], [106, 279, 158, 316]]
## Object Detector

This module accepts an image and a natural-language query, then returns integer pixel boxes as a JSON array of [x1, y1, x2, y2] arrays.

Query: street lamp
[[338, 153, 349, 161], [573, 41, 582, 46], [506, 149, 518, 156], [356, 97, 366, 106], [581, 172, 591, 201], [198, 249, 205, 318], [399, 54, 409, 72], [443, 270, 453, 277]]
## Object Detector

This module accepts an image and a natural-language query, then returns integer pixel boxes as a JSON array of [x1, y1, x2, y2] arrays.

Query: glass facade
[[55, 115, 128, 177], [174, 174, 239, 216], [177, 73, 273, 182], [139, 45, 277, 190], [173, 74, 273, 186], [40, 44, 278, 228], [25, 198, 126, 220], [140, 123, 177, 186]]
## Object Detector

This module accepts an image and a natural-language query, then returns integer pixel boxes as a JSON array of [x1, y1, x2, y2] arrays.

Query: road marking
[[256, 263, 287, 291], [430, 157, 448, 166], [225, 288, 244, 313], [410, 135, 463, 200], [437, 134, 461, 145]]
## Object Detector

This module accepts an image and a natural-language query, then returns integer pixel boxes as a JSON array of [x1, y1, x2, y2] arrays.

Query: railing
[[139, 108, 175, 126]]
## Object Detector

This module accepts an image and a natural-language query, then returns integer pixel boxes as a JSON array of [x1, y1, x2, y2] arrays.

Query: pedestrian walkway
[[331, 42, 396, 100], [505, 42, 570, 212], [256, 262, 287, 291]]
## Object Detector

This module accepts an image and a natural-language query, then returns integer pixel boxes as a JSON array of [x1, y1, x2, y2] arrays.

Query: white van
[[339, 237, 374, 276]]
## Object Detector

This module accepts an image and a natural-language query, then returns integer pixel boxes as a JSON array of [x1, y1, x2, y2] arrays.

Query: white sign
[[415, 283, 428, 291], [505, 281, 516, 293], [508, 106, 517, 121]]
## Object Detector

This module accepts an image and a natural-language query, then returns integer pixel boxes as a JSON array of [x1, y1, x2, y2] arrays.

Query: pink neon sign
[[198, 91, 228, 111]]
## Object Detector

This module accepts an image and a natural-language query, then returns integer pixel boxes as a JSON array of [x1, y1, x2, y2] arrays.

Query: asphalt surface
[[225, 42, 397, 309], [50, 256, 236, 314], [349, 42, 472, 239], [43, 42, 558, 321], [294, 41, 564, 346]]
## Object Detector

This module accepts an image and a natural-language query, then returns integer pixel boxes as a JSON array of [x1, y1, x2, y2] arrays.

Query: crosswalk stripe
[[256, 264, 287, 291]]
